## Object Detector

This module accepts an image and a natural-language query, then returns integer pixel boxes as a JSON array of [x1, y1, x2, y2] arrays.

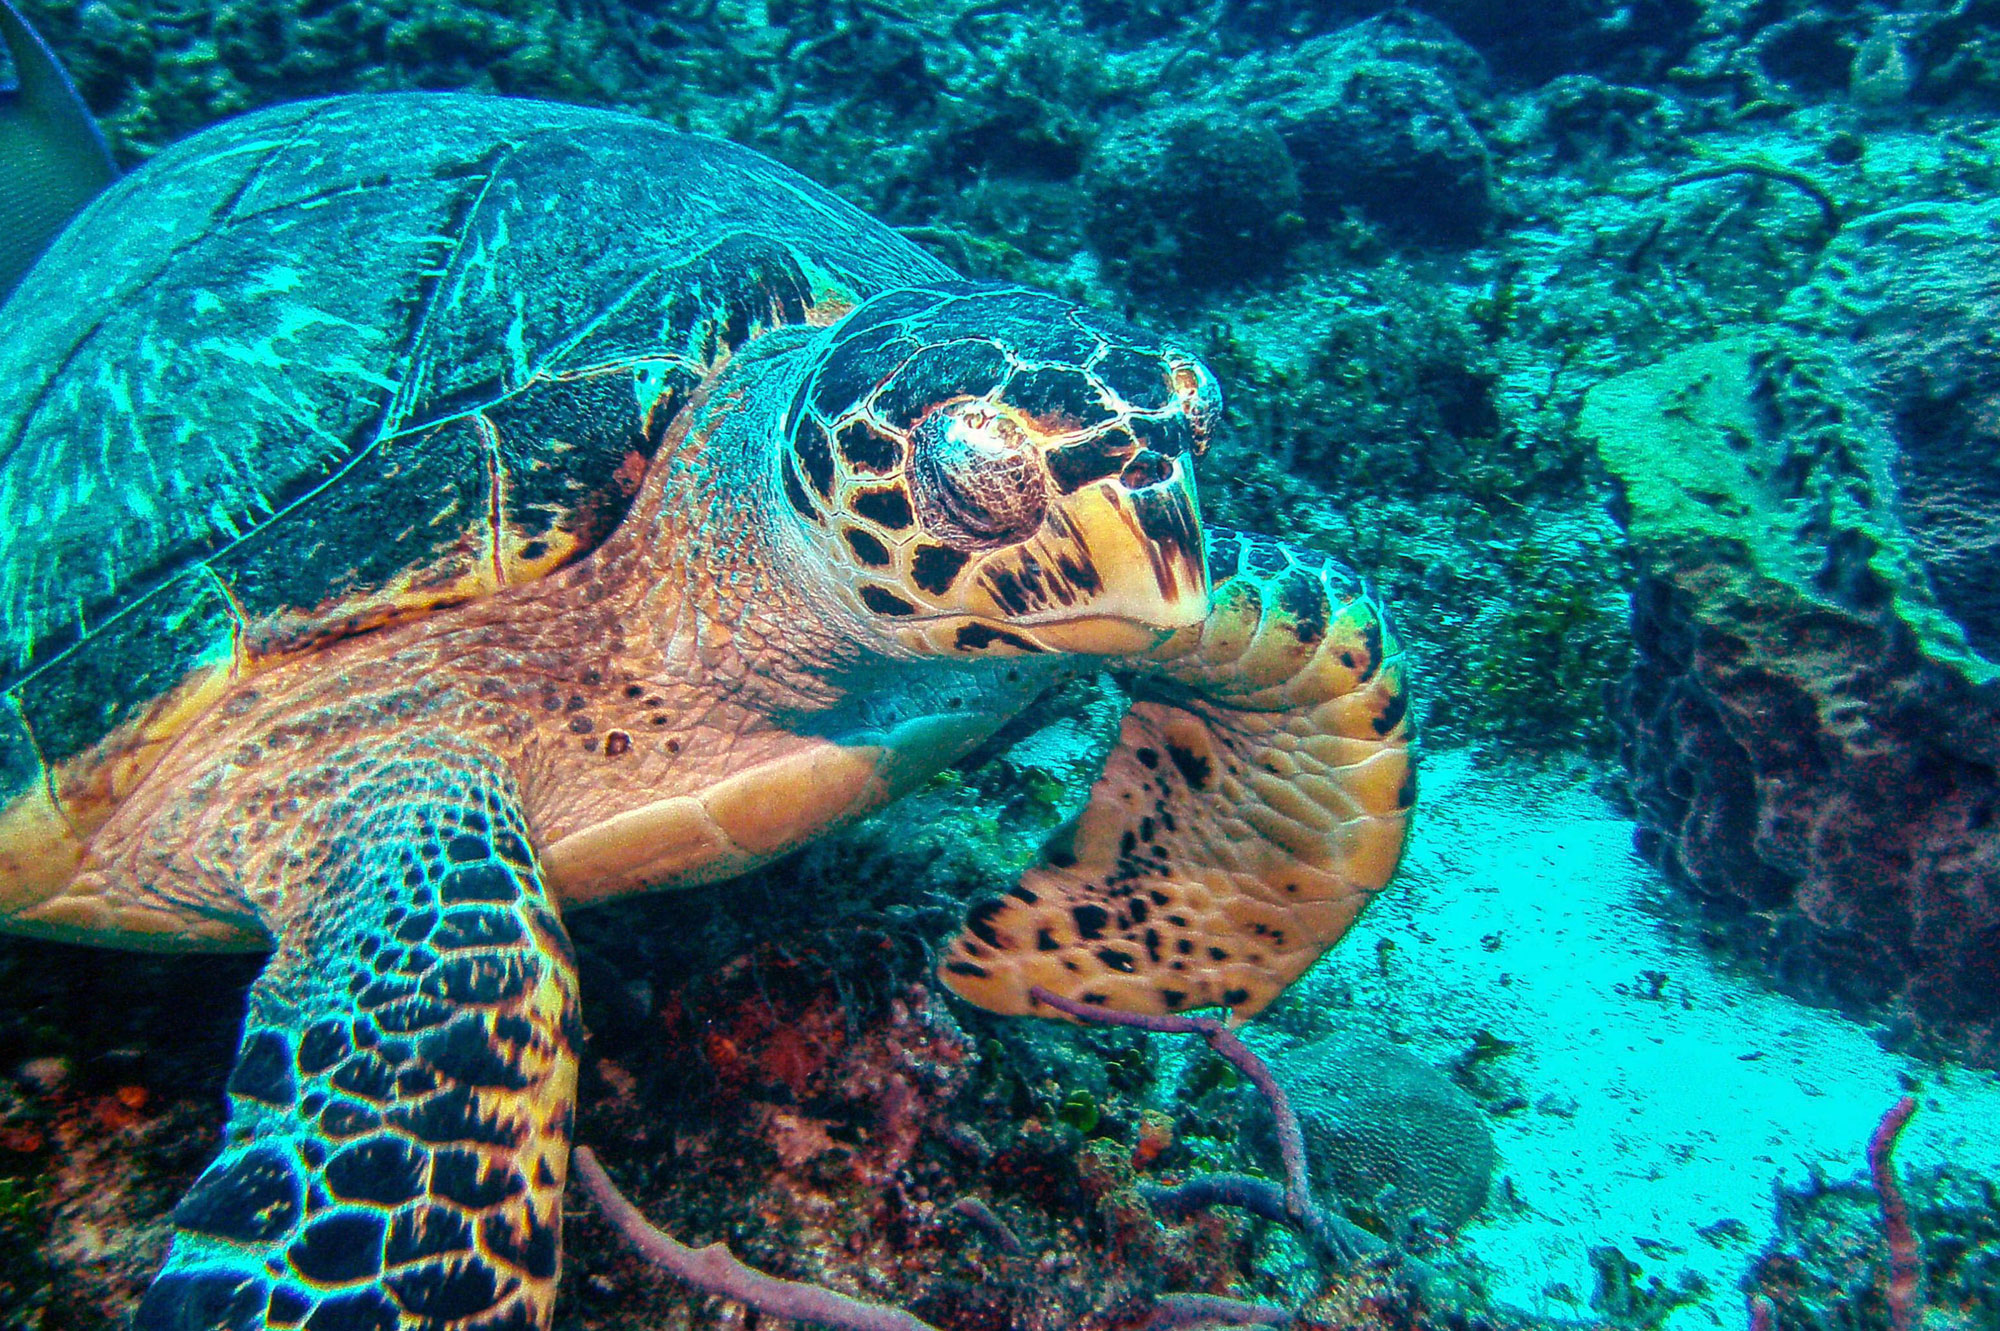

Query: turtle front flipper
[[939, 529, 1413, 1023], [137, 743, 581, 1331]]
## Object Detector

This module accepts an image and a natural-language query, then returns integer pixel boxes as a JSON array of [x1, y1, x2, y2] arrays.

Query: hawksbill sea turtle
[[0, 85, 1413, 1331]]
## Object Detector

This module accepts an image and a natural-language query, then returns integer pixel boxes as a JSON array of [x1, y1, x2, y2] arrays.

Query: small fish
[[0, 0, 115, 304]]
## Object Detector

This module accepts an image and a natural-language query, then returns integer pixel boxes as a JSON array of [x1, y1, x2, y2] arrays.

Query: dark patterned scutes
[[9, 569, 236, 767], [1092, 347, 1175, 412], [0, 94, 955, 764], [871, 341, 1010, 432], [136, 748, 579, 1331], [810, 322, 920, 423], [0, 698, 39, 815], [1007, 366, 1105, 431], [917, 287, 1103, 367]]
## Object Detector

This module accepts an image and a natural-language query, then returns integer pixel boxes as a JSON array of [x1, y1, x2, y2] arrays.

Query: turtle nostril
[[1120, 451, 1174, 490]]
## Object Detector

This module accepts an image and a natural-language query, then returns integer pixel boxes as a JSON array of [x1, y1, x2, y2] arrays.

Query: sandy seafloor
[[1244, 748, 2000, 1329]]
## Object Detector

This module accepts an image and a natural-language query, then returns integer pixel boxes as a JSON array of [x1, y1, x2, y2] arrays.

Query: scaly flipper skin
[[939, 528, 1414, 1022], [137, 739, 580, 1331]]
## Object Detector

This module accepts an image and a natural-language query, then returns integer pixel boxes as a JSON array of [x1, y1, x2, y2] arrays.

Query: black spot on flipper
[[1222, 987, 1250, 1007], [1160, 988, 1186, 1008], [946, 960, 989, 977], [1208, 946, 1228, 960], [1008, 884, 1038, 904], [134, 1269, 271, 1331], [1397, 768, 1417, 809], [439, 863, 519, 904], [432, 908, 524, 950], [286, 1210, 386, 1284], [965, 898, 1006, 947], [1205, 531, 1243, 585], [419, 1015, 533, 1090], [423, 955, 534, 1006], [1072, 904, 1109, 939], [1358, 614, 1383, 683], [1164, 741, 1211, 791], [370, 995, 453, 1034], [1276, 568, 1328, 644], [300, 1289, 400, 1331], [1096, 948, 1137, 973], [1373, 686, 1407, 736], [1036, 928, 1060, 951], [330, 1051, 397, 1103], [171, 1146, 301, 1244], [445, 835, 487, 864], [1245, 539, 1287, 575], [430, 1149, 525, 1209], [319, 1102, 382, 1138], [382, 1256, 507, 1321], [228, 1030, 297, 1106], [269, 1285, 313, 1326], [1135, 747, 1159, 769], [391, 1085, 525, 1148], [481, 1208, 560, 1280], [325, 1134, 426, 1206], [385, 1203, 476, 1266]]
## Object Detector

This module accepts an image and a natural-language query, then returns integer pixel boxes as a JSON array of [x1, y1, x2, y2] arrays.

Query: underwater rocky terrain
[[1, 0, 1998, 1328]]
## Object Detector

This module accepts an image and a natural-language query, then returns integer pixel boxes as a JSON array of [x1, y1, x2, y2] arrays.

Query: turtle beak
[[957, 455, 1209, 655]]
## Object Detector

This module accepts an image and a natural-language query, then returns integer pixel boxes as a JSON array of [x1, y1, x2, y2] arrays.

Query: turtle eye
[[909, 402, 1048, 549]]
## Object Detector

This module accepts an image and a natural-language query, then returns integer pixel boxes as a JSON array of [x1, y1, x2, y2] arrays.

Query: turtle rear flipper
[[939, 529, 1413, 1023], [138, 741, 580, 1331]]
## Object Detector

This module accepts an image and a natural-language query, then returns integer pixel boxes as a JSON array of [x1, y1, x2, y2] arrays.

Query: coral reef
[[1081, 110, 1302, 297], [1750, 1153, 2000, 1331], [1240, 19, 1495, 244], [1587, 331, 2000, 1067], [1245, 1033, 1494, 1241]]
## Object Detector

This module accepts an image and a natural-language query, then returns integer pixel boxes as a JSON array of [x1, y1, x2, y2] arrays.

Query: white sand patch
[[1275, 748, 2000, 1329]]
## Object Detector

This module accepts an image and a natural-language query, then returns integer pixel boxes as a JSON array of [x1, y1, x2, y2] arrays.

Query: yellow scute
[[0, 783, 83, 920], [542, 741, 887, 904]]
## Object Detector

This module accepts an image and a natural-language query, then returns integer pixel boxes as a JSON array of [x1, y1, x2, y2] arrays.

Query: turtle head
[[777, 284, 1220, 658]]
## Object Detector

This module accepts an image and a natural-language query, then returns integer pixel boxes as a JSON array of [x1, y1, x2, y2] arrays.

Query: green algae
[[1581, 336, 1998, 686]]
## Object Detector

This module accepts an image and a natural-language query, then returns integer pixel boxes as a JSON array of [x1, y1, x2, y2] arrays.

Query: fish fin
[[0, 0, 115, 302]]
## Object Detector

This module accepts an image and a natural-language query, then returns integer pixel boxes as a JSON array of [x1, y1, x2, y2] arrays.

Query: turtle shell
[[0, 93, 952, 902]]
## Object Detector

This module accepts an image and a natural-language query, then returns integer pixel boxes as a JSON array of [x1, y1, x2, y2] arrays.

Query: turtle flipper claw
[[137, 744, 580, 1331], [939, 529, 1413, 1023]]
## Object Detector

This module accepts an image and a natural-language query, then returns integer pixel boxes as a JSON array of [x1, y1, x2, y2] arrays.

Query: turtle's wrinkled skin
[[0, 95, 1413, 1330]]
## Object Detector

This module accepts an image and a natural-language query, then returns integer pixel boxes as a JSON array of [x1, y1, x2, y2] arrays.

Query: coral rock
[[1586, 336, 2000, 1066]]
